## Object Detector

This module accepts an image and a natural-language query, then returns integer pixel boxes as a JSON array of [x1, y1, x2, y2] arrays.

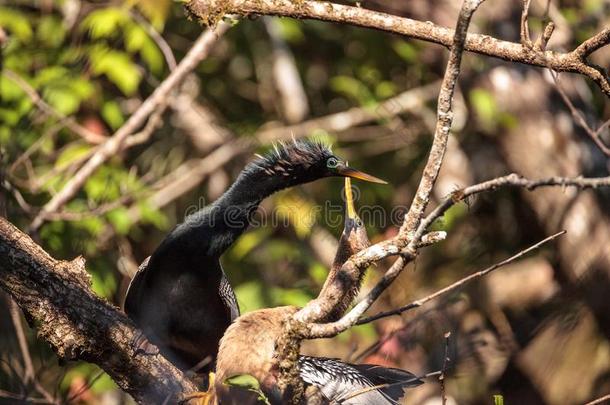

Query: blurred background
[[1, 0, 609, 404]]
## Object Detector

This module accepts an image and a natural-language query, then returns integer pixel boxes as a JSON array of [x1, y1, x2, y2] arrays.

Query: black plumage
[[123, 139, 386, 371]]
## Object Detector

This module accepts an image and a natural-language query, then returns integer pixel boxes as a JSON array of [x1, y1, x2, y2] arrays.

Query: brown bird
[[215, 178, 423, 404]]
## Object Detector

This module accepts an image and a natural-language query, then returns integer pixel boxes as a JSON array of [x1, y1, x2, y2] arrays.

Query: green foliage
[[494, 394, 504, 405], [0, 7, 33, 42], [235, 281, 316, 313], [224, 374, 271, 405], [392, 40, 418, 63], [89, 45, 142, 95], [101, 100, 126, 130], [331, 75, 376, 106], [275, 19, 305, 43], [60, 364, 117, 395], [469, 88, 518, 132], [81, 8, 129, 39]]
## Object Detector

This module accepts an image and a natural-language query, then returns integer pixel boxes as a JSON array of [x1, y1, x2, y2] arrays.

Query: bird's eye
[[356, 219, 363, 227], [326, 157, 339, 169]]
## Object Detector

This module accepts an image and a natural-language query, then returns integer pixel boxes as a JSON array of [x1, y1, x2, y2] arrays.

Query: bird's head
[[343, 176, 371, 251], [250, 139, 387, 185]]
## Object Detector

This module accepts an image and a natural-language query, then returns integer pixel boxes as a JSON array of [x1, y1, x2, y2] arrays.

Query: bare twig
[[535, 21, 555, 51], [130, 11, 178, 71], [29, 23, 231, 232], [8, 300, 35, 383], [416, 173, 610, 246], [357, 231, 566, 324], [552, 72, 610, 156], [257, 81, 440, 141], [187, 0, 610, 96], [584, 394, 610, 405], [573, 27, 610, 60], [440, 332, 451, 405], [520, 0, 532, 48]]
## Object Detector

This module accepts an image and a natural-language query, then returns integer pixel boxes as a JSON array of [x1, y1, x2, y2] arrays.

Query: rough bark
[[0, 217, 198, 404]]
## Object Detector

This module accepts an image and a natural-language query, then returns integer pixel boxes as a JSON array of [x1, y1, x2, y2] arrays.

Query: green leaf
[[81, 8, 128, 39], [275, 19, 305, 43], [77, 216, 106, 236], [107, 208, 132, 235], [270, 287, 314, 308], [0, 74, 26, 101], [234, 281, 265, 313], [132, 0, 171, 30], [44, 87, 81, 115], [229, 228, 271, 260], [375, 81, 396, 99], [89, 45, 142, 95], [101, 100, 125, 130], [55, 143, 92, 171], [37, 15, 66, 46], [138, 201, 169, 229], [0, 7, 33, 42], [469, 88, 498, 131], [224, 374, 271, 405], [124, 23, 164, 74], [224, 374, 261, 390], [330, 76, 375, 106], [309, 262, 328, 285], [35, 66, 71, 86], [493, 394, 504, 405], [124, 24, 148, 53], [392, 41, 417, 63]]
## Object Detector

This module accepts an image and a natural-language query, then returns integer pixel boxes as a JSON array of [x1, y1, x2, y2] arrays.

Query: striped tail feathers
[[298, 356, 423, 405]]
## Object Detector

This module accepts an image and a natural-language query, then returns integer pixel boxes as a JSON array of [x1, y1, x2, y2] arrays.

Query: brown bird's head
[[341, 176, 371, 253]]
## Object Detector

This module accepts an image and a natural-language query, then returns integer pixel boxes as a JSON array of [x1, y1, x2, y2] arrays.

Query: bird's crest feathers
[[245, 138, 334, 176]]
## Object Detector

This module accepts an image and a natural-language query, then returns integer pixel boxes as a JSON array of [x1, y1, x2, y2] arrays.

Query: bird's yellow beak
[[345, 177, 357, 219], [336, 165, 387, 184]]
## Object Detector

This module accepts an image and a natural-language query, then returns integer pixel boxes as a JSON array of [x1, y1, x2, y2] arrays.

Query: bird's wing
[[122, 256, 151, 314], [298, 356, 422, 405], [219, 264, 240, 321]]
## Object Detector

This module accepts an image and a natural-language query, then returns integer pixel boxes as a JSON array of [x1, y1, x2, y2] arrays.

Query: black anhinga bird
[[123, 139, 386, 371]]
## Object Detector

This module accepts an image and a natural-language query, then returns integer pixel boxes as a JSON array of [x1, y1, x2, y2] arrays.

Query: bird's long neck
[[177, 162, 302, 257]]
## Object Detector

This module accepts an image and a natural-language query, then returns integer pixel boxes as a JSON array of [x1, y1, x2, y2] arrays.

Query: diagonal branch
[[29, 23, 231, 232], [301, 0, 484, 340], [357, 230, 566, 324], [573, 27, 610, 60], [187, 0, 610, 96]]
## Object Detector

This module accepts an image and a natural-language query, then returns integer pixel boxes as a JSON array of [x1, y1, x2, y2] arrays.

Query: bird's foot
[[182, 373, 216, 405], [131, 331, 159, 356]]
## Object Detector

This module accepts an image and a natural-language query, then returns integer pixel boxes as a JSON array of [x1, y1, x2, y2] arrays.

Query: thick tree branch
[[187, 0, 610, 96], [0, 218, 198, 404]]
